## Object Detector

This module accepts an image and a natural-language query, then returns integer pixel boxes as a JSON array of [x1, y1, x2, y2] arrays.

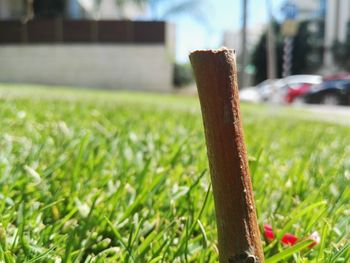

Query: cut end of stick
[[189, 47, 235, 57], [189, 47, 236, 67], [189, 47, 239, 97]]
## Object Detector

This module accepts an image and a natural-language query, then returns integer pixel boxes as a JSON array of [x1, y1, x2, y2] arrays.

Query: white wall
[[0, 45, 173, 91]]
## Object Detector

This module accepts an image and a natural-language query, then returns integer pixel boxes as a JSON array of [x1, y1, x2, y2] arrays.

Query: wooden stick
[[189, 48, 264, 263]]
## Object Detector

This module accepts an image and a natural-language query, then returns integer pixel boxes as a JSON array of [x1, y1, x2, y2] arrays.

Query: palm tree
[[24, 0, 206, 22], [147, 0, 204, 20], [100, 0, 207, 21]]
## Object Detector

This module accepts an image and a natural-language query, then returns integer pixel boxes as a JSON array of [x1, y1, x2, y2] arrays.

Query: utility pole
[[240, 0, 248, 88], [266, 0, 277, 80]]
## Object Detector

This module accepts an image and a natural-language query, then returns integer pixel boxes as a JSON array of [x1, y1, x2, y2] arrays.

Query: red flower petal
[[281, 233, 298, 246], [264, 224, 275, 241]]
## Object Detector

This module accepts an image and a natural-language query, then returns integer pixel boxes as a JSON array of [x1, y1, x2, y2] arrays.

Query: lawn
[[0, 84, 349, 262]]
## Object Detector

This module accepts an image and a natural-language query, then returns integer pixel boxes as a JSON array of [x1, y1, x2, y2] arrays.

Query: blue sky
[[157, 0, 285, 62]]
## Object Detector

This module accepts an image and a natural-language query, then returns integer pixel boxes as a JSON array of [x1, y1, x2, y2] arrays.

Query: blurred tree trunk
[[24, 0, 34, 22], [239, 0, 248, 88]]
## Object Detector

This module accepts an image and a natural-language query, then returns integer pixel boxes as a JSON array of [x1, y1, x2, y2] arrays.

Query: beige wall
[[0, 44, 173, 91]]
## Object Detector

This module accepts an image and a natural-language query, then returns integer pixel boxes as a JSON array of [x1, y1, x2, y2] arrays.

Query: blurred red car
[[285, 83, 313, 103], [285, 73, 350, 103]]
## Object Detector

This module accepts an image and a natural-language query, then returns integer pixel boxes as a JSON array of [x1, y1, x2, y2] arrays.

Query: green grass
[[0, 84, 349, 262]]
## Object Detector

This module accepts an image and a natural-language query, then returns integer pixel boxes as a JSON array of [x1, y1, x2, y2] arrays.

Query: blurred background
[[1, 0, 350, 106]]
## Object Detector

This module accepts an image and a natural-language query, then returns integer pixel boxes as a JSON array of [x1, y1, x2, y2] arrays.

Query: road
[[292, 104, 350, 126]]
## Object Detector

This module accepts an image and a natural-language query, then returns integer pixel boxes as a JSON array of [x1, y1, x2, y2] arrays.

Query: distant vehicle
[[284, 75, 322, 85], [285, 83, 313, 103], [282, 75, 322, 103], [239, 79, 283, 103], [240, 75, 322, 104], [286, 73, 350, 104], [323, 72, 350, 81], [302, 79, 350, 105], [284, 75, 322, 103]]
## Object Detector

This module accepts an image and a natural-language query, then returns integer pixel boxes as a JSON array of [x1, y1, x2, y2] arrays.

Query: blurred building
[[277, 0, 350, 71], [324, 0, 350, 68], [292, 0, 324, 19], [223, 0, 325, 60], [0, 0, 146, 20], [0, 0, 175, 91]]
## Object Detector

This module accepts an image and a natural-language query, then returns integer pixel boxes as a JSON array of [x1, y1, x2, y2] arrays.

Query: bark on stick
[[189, 48, 264, 263]]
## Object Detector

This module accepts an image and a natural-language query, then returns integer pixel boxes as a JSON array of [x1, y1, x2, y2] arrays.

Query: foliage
[[251, 22, 282, 84], [292, 20, 324, 74], [251, 20, 324, 84], [173, 63, 194, 87], [33, 0, 65, 18], [0, 84, 349, 262]]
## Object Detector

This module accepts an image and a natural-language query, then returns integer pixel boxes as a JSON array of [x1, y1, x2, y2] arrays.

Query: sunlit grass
[[0, 84, 349, 262]]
